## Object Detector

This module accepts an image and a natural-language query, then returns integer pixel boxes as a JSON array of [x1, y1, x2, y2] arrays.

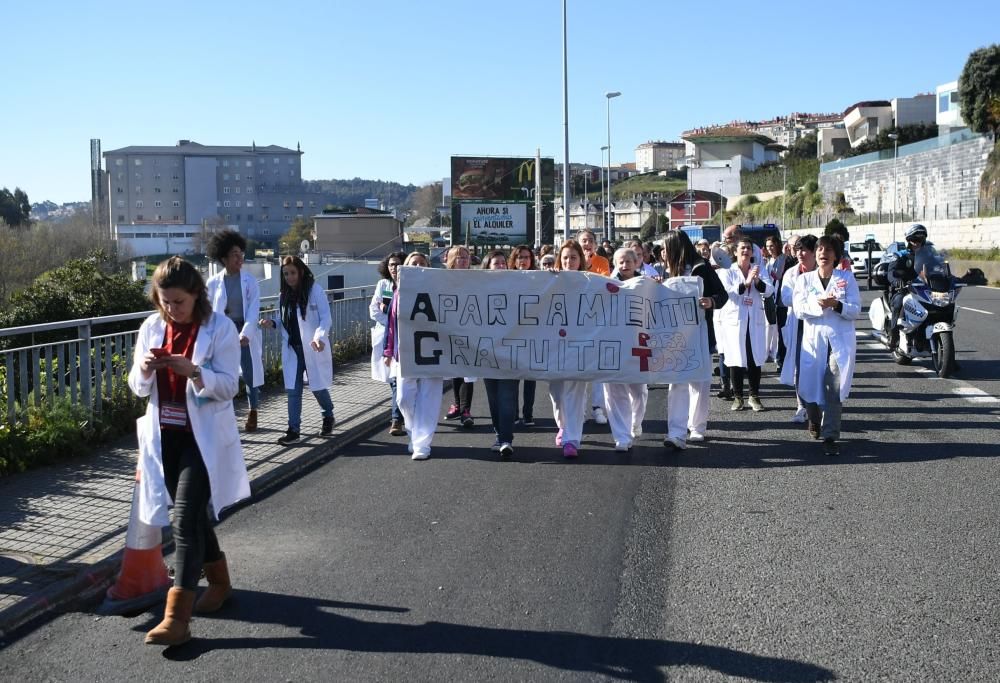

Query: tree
[[0, 250, 148, 348], [787, 134, 818, 160], [0, 187, 31, 228], [832, 192, 854, 216], [278, 218, 313, 255], [824, 218, 849, 240], [407, 182, 443, 226], [639, 213, 657, 241], [959, 44, 1000, 136]]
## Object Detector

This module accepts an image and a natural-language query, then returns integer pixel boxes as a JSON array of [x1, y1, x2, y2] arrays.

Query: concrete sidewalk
[[0, 361, 393, 640]]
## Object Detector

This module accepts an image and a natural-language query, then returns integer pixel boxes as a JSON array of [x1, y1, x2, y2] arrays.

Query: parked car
[[847, 240, 884, 276]]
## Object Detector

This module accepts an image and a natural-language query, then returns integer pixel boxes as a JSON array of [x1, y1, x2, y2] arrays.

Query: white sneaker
[[491, 441, 502, 451], [663, 435, 688, 450], [687, 431, 706, 443], [592, 407, 608, 425], [792, 408, 808, 423], [614, 440, 632, 452], [407, 443, 414, 454], [631, 424, 643, 438], [411, 451, 430, 461]]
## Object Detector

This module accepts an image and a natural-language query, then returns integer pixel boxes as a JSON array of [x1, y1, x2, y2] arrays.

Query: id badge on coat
[[743, 297, 754, 307], [160, 401, 188, 428]]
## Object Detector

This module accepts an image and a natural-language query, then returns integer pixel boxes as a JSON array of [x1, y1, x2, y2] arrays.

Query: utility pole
[[535, 148, 542, 249]]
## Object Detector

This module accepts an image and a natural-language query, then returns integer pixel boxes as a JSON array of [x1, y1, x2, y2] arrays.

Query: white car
[[847, 240, 884, 276]]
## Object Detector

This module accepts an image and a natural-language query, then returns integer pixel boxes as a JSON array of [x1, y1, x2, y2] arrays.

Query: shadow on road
[[153, 590, 835, 682]]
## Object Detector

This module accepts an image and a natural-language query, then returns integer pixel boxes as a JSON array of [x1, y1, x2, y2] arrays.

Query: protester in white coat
[[370, 252, 407, 436], [129, 257, 250, 646], [661, 230, 729, 450], [603, 248, 648, 452], [205, 230, 264, 433], [719, 237, 774, 412], [548, 240, 591, 459], [779, 234, 817, 423], [383, 252, 440, 460], [792, 235, 860, 456], [260, 256, 335, 446]]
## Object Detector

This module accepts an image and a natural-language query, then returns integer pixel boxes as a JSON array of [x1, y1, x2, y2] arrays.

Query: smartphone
[[150, 347, 169, 358]]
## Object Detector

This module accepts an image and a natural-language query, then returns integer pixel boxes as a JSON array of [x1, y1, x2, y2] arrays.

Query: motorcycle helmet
[[904, 224, 928, 243]]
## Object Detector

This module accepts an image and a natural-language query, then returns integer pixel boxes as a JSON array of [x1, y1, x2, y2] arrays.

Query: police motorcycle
[[868, 241, 963, 378]]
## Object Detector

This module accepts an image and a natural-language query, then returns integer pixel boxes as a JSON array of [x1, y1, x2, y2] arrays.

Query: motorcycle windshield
[[915, 248, 953, 292]]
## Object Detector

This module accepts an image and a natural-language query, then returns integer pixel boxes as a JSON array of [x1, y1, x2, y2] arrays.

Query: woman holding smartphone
[[129, 257, 249, 646]]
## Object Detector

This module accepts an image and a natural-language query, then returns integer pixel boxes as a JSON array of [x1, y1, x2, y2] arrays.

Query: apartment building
[[101, 139, 340, 251], [635, 141, 685, 172]]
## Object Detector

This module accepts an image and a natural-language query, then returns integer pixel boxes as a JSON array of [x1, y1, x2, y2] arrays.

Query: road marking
[[952, 386, 1000, 404], [959, 306, 994, 315]]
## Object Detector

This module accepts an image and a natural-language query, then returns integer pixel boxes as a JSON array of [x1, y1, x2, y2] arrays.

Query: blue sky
[[4, 0, 998, 204]]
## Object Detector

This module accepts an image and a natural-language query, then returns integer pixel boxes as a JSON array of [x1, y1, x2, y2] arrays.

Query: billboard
[[458, 202, 527, 244], [450, 156, 555, 246]]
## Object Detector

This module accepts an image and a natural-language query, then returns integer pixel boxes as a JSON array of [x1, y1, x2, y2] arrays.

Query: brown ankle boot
[[195, 553, 232, 613], [145, 587, 195, 646], [245, 409, 258, 433]]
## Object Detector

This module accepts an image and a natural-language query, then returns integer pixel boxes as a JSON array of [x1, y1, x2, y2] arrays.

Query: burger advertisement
[[450, 156, 555, 246]]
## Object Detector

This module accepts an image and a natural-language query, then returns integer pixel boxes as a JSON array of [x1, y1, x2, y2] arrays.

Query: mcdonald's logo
[[516, 160, 535, 184]]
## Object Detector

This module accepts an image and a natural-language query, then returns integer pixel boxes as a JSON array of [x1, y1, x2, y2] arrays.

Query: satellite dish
[[300, 240, 310, 253]]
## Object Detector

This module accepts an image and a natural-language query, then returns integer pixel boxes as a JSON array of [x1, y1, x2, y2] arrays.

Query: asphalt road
[[2, 287, 998, 681]]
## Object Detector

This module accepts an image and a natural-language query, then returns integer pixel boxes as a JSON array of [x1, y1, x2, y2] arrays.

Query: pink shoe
[[562, 443, 578, 459], [555, 428, 563, 446]]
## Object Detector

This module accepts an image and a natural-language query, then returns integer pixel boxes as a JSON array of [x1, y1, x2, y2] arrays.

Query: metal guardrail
[[0, 286, 374, 426]]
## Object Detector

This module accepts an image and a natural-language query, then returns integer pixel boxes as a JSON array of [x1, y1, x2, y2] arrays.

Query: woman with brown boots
[[129, 257, 250, 646]]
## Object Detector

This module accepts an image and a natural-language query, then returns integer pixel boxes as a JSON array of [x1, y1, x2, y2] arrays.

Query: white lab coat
[[206, 270, 264, 388], [792, 269, 861, 404], [128, 312, 251, 527], [368, 278, 395, 383], [274, 283, 335, 391], [779, 265, 806, 387], [718, 264, 774, 368]]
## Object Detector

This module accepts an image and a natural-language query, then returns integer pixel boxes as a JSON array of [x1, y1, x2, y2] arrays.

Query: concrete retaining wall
[[785, 215, 1000, 250], [819, 134, 994, 218]]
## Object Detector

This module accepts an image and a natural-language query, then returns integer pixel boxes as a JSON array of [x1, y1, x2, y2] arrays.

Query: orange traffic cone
[[98, 470, 171, 615]]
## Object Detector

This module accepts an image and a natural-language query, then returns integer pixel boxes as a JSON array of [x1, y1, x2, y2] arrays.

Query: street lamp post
[[605, 91, 621, 242], [888, 133, 899, 243], [717, 179, 724, 222], [561, 0, 571, 242], [779, 163, 787, 231], [600, 145, 608, 233]]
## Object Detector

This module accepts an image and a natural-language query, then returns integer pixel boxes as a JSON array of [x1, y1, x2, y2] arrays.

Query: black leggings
[[161, 430, 222, 590], [451, 378, 475, 412], [731, 326, 762, 398]]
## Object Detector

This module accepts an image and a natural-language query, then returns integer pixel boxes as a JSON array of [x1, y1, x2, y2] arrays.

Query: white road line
[[952, 387, 1000, 404], [959, 306, 994, 315]]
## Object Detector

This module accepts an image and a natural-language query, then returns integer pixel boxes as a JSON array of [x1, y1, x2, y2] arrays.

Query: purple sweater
[[382, 289, 399, 361]]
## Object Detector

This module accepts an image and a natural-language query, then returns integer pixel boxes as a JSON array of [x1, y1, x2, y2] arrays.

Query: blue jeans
[[287, 345, 333, 432], [389, 377, 401, 422], [484, 379, 517, 444], [520, 380, 536, 420], [240, 344, 260, 410]]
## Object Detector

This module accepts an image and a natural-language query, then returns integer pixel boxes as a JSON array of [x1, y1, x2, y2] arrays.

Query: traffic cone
[[98, 470, 171, 615]]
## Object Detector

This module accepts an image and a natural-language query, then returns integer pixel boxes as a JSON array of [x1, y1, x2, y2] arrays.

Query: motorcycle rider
[[886, 223, 934, 347]]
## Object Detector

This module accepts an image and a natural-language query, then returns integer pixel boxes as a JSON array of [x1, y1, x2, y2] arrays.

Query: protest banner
[[396, 268, 712, 384]]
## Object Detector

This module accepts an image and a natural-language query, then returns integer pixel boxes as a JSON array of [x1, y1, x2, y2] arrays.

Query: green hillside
[[610, 172, 688, 199]]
